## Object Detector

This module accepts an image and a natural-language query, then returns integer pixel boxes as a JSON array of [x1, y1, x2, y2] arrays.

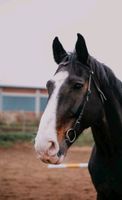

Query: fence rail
[[0, 123, 38, 133], [48, 163, 88, 169]]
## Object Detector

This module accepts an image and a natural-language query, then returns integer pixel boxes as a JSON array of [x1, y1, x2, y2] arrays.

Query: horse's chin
[[36, 141, 68, 165], [37, 152, 66, 165]]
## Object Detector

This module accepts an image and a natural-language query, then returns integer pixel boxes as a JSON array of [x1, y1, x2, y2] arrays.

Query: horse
[[35, 33, 122, 200]]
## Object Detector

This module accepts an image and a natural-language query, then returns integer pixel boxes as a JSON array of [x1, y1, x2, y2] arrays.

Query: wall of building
[[0, 86, 48, 117]]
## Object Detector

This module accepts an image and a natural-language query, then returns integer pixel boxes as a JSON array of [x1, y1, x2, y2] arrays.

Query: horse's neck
[[90, 57, 122, 157], [91, 116, 113, 157], [92, 107, 122, 158]]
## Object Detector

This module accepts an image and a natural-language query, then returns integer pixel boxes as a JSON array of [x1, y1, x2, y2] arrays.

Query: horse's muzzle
[[37, 152, 65, 164]]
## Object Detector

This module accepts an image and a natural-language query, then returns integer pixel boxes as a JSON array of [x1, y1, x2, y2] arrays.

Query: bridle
[[64, 67, 107, 146]]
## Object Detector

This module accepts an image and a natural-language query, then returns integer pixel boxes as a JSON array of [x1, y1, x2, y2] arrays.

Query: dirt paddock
[[0, 143, 96, 200]]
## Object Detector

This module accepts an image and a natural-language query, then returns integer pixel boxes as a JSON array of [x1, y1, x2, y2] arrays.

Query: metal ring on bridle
[[66, 129, 77, 143]]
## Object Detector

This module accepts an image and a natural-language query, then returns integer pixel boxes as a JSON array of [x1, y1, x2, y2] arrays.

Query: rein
[[64, 68, 107, 146]]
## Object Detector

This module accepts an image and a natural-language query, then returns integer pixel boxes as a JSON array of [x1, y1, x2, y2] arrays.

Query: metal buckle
[[66, 129, 76, 143]]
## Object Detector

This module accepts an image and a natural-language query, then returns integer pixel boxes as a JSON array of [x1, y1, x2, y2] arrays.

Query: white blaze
[[35, 71, 69, 155]]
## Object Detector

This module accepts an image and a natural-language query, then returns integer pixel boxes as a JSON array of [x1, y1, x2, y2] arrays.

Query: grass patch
[[0, 132, 36, 147], [0, 140, 14, 148], [0, 129, 94, 148], [74, 128, 94, 147]]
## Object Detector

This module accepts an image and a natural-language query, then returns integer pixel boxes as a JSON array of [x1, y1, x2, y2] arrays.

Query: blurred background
[[0, 0, 121, 200]]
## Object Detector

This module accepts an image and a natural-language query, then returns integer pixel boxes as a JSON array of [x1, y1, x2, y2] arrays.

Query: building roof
[[0, 84, 46, 90]]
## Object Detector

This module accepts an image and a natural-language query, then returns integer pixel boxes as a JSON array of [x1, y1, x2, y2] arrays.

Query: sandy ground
[[0, 143, 96, 200]]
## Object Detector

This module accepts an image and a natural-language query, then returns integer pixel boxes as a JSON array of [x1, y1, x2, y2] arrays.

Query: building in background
[[0, 84, 48, 117]]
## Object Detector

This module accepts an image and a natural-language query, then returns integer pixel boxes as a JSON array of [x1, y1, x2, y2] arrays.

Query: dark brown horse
[[35, 34, 122, 200]]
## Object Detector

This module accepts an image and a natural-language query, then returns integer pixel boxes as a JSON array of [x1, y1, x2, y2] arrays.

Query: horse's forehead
[[52, 71, 69, 84]]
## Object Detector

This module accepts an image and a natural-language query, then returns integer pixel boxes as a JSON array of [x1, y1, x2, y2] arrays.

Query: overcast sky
[[0, 0, 122, 87]]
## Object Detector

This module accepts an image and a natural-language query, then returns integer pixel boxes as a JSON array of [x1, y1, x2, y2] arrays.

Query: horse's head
[[35, 34, 104, 164]]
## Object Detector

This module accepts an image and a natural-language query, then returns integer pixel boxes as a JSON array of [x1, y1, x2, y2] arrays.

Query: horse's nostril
[[47, 141, 57, 156]]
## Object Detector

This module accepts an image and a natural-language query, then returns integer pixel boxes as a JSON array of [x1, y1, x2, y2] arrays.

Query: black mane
[[88, 56, 122, 104]]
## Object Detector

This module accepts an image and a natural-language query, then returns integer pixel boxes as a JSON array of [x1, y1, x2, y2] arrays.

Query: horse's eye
[[73, 82, 83, 89]]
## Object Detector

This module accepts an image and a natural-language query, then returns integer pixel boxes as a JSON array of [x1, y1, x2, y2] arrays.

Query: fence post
[[0, 88, 3, 112], [21, 110, 26, 132], [35, 90, 40, 117]]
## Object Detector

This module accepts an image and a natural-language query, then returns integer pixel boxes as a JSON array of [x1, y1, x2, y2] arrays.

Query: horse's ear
[[75, 33, 88, 64], [52, 37, 67, 64]]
